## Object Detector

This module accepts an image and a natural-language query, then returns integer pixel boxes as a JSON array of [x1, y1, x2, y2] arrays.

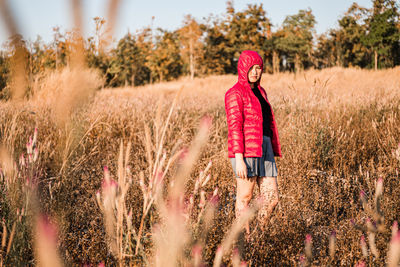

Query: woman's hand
[[235, 153, 247, 179]]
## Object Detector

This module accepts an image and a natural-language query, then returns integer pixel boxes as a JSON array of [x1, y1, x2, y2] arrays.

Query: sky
[[0, 0, 374, 46]]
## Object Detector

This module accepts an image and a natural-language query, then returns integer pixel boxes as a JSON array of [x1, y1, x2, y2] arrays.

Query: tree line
[[0, 0, 399, 94]]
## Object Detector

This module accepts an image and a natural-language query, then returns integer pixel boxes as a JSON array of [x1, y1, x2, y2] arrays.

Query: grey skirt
[[230, 136, 278, 178]]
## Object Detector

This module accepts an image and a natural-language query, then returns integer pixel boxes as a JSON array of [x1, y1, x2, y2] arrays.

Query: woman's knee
[[269, 196, 279, 209], [236, 177, 256, 205], [237, 191, 253, 205]]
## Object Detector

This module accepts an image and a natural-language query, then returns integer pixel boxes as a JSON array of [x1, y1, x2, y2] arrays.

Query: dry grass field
[[1, 67, 400, 266]]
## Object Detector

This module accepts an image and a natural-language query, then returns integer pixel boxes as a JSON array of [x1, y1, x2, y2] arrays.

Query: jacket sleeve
[[225, 89, 244, 154]]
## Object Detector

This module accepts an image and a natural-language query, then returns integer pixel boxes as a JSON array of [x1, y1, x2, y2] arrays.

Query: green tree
[[86, 17, 112, 87], [314, 33, 336, 68], [198, 15, 232, 75], [268, 32, 285, 73], [27, 36, 57, 75], [316, 3, 369, 67], [178, 15, 203, 79], [150, 30, 182, 82], [275, 9, 316, 72], [362, 0, 400, 69], [108, 33, 149, 87], [224, 2, 272, 73], [331, 3, 370, 67], [135, 27, 155, 84]]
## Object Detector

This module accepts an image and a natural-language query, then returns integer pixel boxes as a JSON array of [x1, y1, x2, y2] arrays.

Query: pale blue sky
[[0, 0, 374, 45]]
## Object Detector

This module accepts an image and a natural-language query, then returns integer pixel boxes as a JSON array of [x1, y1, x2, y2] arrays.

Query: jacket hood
[[237, 50, 264, 87]]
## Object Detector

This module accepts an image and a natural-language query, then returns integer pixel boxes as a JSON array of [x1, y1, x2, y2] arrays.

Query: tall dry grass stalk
[[0, 129, 65, 266], [34, 215, 63, 267], [0, 134, 29, 266], [152, 115, 212, 267], [8, 40, 28, 100], [30, 67, 103, 176], [212, 206, 255, 267], [352, 177, 385, 260], [104, 0, 122, 50], [70, 0, 85, 69], [0, 0, 18, 37], [388, 222, 400, 267], [31, 67, 102, 126], [0, 220, 16, 266], [135, 86, 185, 256], [96, 141, 134, 266], [0, 0, 28, 100]]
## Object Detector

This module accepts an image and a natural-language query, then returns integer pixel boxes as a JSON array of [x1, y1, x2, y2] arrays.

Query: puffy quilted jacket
[[225, 50, 282, 158]]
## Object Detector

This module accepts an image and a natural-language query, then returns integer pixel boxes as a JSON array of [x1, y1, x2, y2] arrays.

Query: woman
[[225, 50, 282, 236]]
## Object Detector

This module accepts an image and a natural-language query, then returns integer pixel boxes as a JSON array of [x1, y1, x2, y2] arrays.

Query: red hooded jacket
[[225, 50, 282, 158]]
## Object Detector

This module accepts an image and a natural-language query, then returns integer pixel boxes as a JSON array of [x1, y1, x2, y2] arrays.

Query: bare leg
[[257, 176, 279, 228], [235, 177, 257, 235]]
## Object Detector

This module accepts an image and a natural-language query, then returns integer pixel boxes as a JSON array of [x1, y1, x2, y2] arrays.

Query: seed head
[[232, 247, 240, 267], [360, 190, 366, 200], [192, 244, 202, 256], [298, 254, 306, 267], [33, 128, 38, 146], [201, 174, 211, 187], [375, 177, 383, 197], [329, 230, 336, 259], [360, 235, 368, 257], [200, 115, 213, 130], [37, 214, 58, 246], [366, 218, 376, 232], [392, 221, 398, 238], [33, 147, 39, 162], [305, 234, 312, 261], [387, 231, 400, 267], [19, 154, 25, 167], [199, 191, 206, 208]]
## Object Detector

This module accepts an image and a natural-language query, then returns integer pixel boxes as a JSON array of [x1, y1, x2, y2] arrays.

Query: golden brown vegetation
[[0, 67, 400, 266]]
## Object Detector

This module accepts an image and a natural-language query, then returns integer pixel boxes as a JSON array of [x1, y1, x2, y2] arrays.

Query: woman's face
[[248, 64, 262, 83]]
